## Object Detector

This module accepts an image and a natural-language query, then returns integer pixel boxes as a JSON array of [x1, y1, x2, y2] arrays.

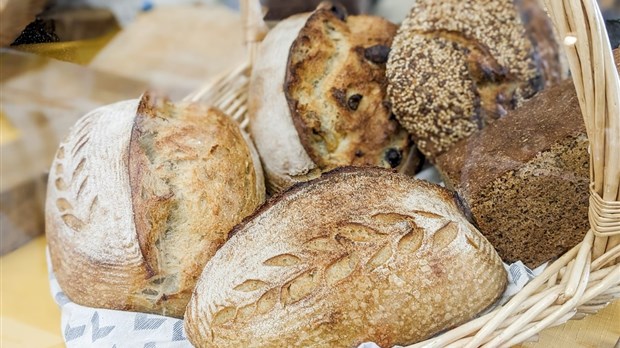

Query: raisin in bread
[[249, 4, 421, 193]]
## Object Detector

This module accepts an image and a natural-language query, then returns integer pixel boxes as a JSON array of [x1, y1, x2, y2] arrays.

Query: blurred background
[[0, 0, 619, 347]]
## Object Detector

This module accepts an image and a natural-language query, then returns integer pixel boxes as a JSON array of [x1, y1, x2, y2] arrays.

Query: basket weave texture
[[184, 0, 620, 347]]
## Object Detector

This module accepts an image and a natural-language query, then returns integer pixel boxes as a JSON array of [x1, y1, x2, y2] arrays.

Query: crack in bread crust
[[128, 93, 264, 317]]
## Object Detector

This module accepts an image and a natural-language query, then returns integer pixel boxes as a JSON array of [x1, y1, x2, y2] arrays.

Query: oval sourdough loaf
[[387, 0, 565, 160], [185, 167, 506, 347], [46, 93, 265, 318], [249, 4, 420, 193]]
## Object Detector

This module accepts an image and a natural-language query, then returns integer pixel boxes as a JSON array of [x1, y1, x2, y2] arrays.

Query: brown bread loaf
[[185, 167, 506, 347], [249, 4, 421, 193], [46, 93, 265, 317], [387, 0, 566, 160], [436, 50, 620, 268]]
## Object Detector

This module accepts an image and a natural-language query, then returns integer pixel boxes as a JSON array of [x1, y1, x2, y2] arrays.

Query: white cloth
[[48, 251, 545, 347], [48, 250, 191, 347]]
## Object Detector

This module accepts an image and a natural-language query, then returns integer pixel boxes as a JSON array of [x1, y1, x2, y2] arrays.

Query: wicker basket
[[185, 0, 620, 347]]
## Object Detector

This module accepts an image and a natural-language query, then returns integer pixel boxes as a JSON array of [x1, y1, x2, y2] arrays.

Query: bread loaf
[[185, 167, 506, 347], [387, 0, 565, 160], [436, 49, 620, 268], [46, 93, 265, 318], [249, 4, 420, 193]]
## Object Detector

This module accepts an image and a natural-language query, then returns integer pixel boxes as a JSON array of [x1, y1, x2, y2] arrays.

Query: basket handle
[[183, 0, 268, 103], [542, 0, 620, 259], [241, 0, 269, 64]]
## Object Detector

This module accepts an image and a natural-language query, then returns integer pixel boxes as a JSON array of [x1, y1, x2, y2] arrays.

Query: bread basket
[[183, 0, 620, 346]]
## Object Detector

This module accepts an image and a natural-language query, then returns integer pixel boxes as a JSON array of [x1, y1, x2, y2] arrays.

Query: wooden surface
[[0, 237, 63, 348], [14, 30, 119, 65], [89, 4, 247, 99], [0, 49, 148, 254]]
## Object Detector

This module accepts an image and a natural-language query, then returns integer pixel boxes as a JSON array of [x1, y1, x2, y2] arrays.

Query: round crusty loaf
[[185, 167, 507, 347], [387, 0, 565, 160], [249, 4, 420, 193], [46, 93, 265, 318]]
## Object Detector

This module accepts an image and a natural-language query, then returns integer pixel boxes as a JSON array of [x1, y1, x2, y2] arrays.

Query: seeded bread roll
[[387, 0, 565, 160], [46, 93, 265, 318], [185, 167, 506, 347], [436, 49, 620, 268], [249, 4, 421, 193]]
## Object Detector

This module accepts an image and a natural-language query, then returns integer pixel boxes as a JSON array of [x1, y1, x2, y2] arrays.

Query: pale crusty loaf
[[46, 93, 265, 318], [387, 0, 565, 160], [249, 5, 420, 193], [185, 167, 506, 347]]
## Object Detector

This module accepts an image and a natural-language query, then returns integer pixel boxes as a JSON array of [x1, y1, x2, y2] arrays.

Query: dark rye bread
[[436, 49, 620, 268], [285, 5, 419, 173], [387, 0, 565, 160]]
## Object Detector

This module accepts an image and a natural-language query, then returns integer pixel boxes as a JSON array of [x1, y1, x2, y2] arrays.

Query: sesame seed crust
[[388, 35, 482, 158], [387, 0, 563, 160]]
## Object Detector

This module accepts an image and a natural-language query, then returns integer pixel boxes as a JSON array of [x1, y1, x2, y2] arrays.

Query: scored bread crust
[[285, 8, 414, 172], [185, 167, 507, 347], [46, 93, 265, 318], [47, 99, 150, 313], [387, 0, 564, 160]]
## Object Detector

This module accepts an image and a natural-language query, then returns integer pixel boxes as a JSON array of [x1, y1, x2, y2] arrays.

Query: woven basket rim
[[185, 0, 620, 346]]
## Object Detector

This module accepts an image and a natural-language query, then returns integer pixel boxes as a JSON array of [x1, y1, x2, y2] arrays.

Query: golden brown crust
[[47, 93, 265, 318], [284, 7, 419, 172], [129, 94, 265, 317], [250, 7, 421, 194], [129, 94, 165, 278], [387, 0, 564, 160], [186, 167, 507, 347]]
